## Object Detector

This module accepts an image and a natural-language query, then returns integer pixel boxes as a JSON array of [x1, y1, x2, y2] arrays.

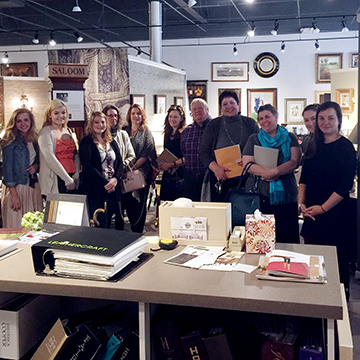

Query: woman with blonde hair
[[79, 111, 124, 229], [38, 99, 80, 195], [123, 104, 157, 233], [1, 108, 42, 227]]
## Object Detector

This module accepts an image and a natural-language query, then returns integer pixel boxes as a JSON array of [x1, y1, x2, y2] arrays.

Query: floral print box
[[245, 214, 275, 254]]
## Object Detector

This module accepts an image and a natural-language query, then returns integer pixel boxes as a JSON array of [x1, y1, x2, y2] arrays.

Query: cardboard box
[[245, 214, 275, 254], [159, 201, 231, 244], [0, 294, 59, 359]]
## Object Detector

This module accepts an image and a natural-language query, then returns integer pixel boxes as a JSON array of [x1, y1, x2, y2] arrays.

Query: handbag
[[121, 167, 146, 194], [224, 162, 260, 227]]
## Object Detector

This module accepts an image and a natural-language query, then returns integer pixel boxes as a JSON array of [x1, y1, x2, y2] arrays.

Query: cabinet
[[0, 242, 348, 359]]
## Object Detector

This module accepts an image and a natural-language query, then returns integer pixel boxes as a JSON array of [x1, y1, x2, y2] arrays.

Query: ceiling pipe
[[149, 1, 162, 63]]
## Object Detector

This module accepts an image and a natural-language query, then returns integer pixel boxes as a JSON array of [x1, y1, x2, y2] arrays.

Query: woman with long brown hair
[[1, 108, 42, 227]]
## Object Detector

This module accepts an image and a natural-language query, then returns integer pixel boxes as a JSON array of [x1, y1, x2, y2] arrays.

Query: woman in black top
[[79, 111, 123, 229], [159, 105, 186, 201], [299, 101, 356, 297]]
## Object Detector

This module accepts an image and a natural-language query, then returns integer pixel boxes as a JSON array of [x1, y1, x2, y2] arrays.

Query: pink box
[[245, 214, 276, 254]]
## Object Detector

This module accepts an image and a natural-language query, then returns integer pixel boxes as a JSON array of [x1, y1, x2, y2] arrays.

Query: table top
[[0, 242, 342, 320]]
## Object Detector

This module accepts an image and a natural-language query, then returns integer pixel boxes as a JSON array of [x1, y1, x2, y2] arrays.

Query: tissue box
[[245, 214, 275, 254]]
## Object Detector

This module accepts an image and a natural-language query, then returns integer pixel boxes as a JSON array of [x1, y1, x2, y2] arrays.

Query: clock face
[[254, 52, 280, 78]]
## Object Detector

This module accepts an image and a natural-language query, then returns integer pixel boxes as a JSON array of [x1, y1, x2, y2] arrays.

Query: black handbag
[[224, 162, 260, 227]]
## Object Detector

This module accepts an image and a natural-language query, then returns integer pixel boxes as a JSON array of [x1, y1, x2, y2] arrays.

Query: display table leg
[[327, 319, 335, 360], [139, 302, 151, 360]]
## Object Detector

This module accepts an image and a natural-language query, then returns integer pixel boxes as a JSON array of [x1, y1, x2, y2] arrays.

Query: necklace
[[222, 116, 243, 146]]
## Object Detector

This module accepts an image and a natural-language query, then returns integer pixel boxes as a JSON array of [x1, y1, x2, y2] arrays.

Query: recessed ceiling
[[0, 0, 358, 47]]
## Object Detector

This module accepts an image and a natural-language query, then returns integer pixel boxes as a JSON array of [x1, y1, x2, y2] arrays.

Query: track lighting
[[315, 40, 320, 51], [72, 0, 82, 12], [270, 21, 279, 36], [49, 33, 56, 46], [247, 23, 256, 37], [341, 18, 349, 32], [311, 19, 320, 33], [280, 41, 285, 53], [188, 0, 197, 7], [32, 32, 39, 44], [75, 32, 83, 42], [233, 44, 238, 56], [137, 47, 142, 56], [1, 52, 9, 64], [245, 0, 254, 3]]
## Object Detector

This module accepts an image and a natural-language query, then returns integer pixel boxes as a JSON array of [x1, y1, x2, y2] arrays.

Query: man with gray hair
[[181, 98, 211, 201]]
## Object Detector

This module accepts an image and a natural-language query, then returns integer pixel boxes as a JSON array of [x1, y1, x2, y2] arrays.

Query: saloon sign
[[47, 64, 89, 78]]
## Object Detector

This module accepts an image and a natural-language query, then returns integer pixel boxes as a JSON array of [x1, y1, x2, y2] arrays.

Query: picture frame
[[187, 80, 207, 107], [315, 53, 342, 83], [154, 95, 166, 115], [247, 88, 277, 120], [130, 94, 145, 109], [335, 88, 354, 114], [218, 88, 241, 116], [0, 62, 38, 77], [174, 97, 184, 107], [284, 98, 307, 124], [211, 62, 249, 82], [350, 53, 359, 68], [315, 90, 331, 104]]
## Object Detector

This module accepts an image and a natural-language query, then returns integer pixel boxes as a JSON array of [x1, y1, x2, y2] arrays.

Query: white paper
[[170, 217, 207, 240], [56, 201, 84, 226], [233, 263, 258, 274]]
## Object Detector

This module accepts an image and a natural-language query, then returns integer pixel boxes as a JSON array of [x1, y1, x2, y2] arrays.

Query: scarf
[[258, 125, 291, 205]]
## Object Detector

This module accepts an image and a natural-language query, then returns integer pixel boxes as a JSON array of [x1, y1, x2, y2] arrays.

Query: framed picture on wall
[[218, 88, 241, 116], [131, 94, 145, 109], [187, 80, 207, 107], [247, 88, 277, 120], [315, 53, 342, 83], [284, 98, 307, 124], [212, 62, 249, 82], [0, 62, 38, 77], [154, 95, 166, 115], [315, 90, 331, 104], [335, 88, 354, 114], [351, 53, 359, 68], [174, 97, 184, 107]]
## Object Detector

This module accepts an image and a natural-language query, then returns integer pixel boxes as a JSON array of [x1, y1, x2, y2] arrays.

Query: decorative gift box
[[245, 214, 275, 254]]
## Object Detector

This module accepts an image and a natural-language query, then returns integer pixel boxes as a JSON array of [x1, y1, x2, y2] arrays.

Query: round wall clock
[[254, 52, 280, 78]]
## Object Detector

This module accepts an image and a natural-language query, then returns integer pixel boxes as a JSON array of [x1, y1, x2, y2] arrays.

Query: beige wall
[[3, 77, 51, 130]]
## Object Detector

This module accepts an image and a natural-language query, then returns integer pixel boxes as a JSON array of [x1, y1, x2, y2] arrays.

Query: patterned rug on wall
[[48, 48, 130, 126]]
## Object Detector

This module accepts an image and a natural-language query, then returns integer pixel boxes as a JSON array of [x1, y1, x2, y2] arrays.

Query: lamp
[[233, 44, 238, 56], [341, 18, 349, 32], [311, 19, 320, 33], [188, 0, 197, 7], [247, 23, 256, 37], [72, 0, 82, 12], [1, 52, 9, 64], [271, 21, 279, 36], [19, 94, 33, 111], [32, 32, 39, 44], [75, 32, 83, 42], [315, 39, 320, 51], [49, 33, 56, 46], [280, 41, 285, 53]]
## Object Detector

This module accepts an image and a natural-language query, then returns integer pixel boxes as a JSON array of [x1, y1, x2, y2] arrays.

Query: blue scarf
[[258, 125, 291, 205]]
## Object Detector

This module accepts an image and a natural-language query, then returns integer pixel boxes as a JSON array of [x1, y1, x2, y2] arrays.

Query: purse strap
[[236, 161, 258, 191]]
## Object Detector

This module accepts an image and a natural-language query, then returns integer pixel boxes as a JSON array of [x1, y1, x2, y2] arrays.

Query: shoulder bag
[[121, 165, 146, 194]]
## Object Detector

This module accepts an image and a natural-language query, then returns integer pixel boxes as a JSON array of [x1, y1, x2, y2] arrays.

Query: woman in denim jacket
[[1, 108, 43, 227]]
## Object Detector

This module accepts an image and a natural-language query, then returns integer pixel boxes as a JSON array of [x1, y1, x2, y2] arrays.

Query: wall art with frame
[[130, 94, 145, 109], [284, 98, 307, 124], [315, 53, 342, 83], [0, 62, 38, 77], [335, 88, 354, 114], [154, 95, 166, 115], [174, 97, 184, 107], [247, 88, 277, 120], [315, 90, 331, 104], [350, 53, 359, 68], [211, 62, 249, 82]]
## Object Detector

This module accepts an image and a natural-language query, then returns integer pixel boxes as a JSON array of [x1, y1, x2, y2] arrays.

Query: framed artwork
[[0, 62, 38, 77], [187, 80, 207, 106], [315, 90, 331, 104], [350, 53, 359, 68], [247, 88, 277, 120], [130, 94, 145, 109], [253, 52, 280, 78], [52, 90, 85, 121], [174, 97, 184, 107], [154, 95, 166, 115], [335, 88, 354, 114], [218, 88, 241, 116], [284, 98, 307, 124], [211, 62, 249, 82], [315, 53, 342, 83]]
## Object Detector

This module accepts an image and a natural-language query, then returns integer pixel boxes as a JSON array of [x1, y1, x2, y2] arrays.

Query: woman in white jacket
[[38, 99, 80, 196]]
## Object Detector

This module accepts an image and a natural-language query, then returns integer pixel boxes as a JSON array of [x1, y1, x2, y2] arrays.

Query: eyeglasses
[[107, 113, 118, 118]]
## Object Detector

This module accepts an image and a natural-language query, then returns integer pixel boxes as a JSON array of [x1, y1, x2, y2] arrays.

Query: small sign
[[170, 217, 207, 240]]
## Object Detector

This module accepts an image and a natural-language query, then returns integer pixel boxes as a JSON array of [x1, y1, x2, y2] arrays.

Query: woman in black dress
[[159, 105, 186, 201], [299, 101, 356, 298]]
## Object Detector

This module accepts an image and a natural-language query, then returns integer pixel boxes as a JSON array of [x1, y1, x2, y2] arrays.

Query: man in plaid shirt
[[181, 98, 211, 201]]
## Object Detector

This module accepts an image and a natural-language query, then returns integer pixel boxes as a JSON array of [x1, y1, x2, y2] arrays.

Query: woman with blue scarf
[[243, 104, 301, 243]]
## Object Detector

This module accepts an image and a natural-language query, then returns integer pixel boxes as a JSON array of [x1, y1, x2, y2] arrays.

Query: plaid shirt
[[181, 118, 211, 176]]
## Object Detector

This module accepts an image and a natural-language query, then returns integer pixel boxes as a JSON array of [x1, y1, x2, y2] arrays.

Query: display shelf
[[0, 242, 345, 359]]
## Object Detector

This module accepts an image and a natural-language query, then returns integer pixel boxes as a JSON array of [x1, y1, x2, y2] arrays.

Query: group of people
[[1, 92, 357, 296]]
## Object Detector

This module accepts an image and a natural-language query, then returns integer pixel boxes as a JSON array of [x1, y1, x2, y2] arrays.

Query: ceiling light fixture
[[245, 0, 255, 3], [280, 41, 285, 53], [341, 18, 349, 32], [233, 44, 238, 56], [270, 20, 279, 36], [315, 40, 320, 51], [49, 33, 56, 46], [75, 32, 83, 42], [1, 52, 9, 64], [311, 19, 320, 33], [188, 0, 197, 7], [72, 0, 82, 12], [247, 23, 256, 37], [32, 32, 39, 44]]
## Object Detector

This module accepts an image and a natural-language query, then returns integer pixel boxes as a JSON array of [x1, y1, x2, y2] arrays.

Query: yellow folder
[[214, 144, 243, 178]]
